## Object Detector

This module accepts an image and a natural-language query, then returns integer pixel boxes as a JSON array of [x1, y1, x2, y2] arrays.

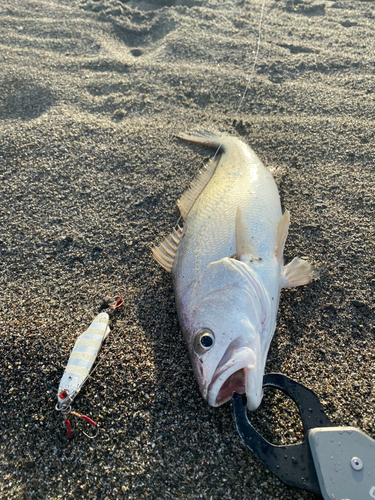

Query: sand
[[0, 0, 374, 498]]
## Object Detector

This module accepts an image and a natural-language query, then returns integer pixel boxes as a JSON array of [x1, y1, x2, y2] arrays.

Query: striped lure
[[57, 312, 110, 409]]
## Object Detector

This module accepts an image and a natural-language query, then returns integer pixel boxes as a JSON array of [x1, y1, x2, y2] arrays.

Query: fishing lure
[[55, 297, 123, 438]]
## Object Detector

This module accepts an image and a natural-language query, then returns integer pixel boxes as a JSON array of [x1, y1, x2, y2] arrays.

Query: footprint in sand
[[0, 77, 55, 121]]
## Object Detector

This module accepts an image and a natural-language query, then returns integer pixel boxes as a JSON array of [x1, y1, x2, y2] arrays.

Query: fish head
[[179, 258, 271, 411]]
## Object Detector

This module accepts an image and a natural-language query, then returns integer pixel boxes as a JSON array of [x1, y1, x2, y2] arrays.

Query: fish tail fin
[[177, 129, 223, 149]]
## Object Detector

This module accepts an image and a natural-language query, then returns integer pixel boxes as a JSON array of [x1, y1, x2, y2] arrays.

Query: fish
[[152, 129, 317, 411], [57, 312, 110, 409]]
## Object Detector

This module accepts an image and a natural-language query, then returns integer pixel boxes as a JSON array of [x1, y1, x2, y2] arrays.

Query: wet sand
[[0, 0, 374, 498]]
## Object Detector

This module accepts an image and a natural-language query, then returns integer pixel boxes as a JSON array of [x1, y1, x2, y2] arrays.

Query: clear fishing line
[[231, 0, 267, 130], [175, 0, 267, 227]]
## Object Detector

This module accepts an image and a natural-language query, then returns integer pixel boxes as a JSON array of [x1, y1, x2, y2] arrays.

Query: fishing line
[[82, 322, 125, 388], [215, 0, 267, 158], [231, 0, 267, 130], [175, 0, 267, 229]]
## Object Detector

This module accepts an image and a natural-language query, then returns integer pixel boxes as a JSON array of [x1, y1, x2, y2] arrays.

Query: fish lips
[[207, 345, 262, 410]]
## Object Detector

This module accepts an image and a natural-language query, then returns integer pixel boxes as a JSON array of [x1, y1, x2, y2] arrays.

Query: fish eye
[[194, 328, 215, 355]]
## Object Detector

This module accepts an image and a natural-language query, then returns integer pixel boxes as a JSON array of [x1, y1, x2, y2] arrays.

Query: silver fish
[[152, 130, 316, 411]]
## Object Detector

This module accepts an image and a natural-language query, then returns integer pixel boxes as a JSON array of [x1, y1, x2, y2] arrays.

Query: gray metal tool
[[232, 373, 375, 500]]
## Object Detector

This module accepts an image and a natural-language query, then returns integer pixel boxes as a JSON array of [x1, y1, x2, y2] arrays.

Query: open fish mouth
[[207, 346, 259, 409]]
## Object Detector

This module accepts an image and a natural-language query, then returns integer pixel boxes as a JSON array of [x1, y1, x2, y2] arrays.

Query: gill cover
[[179, 257, 271, 410]]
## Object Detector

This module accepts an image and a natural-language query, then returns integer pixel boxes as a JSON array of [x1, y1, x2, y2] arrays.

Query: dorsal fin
[[177, 158, 219, 220], [275, 210, 290, 262], [151, 226, 183, 273]]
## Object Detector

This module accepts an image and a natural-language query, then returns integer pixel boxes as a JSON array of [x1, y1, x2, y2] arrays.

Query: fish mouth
[[207, 345, 262, 410]]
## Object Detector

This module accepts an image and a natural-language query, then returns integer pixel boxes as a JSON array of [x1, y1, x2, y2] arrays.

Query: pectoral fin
[[235, 207, 258, 262], [152, 226, 183, 273], [282, 257, 318, 288]]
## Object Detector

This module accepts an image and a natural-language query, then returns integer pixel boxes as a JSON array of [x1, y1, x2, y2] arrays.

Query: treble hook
[[69, 411, 99, 439], [56, 403, 99, 439], [106, 295, 124, 314], [114, 295, 124, 310]]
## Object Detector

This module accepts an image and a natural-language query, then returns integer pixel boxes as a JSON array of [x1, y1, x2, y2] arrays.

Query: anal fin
[[152, 226, 183, 273], [177, 158, 219, 220], [282, 257, 318, 288]]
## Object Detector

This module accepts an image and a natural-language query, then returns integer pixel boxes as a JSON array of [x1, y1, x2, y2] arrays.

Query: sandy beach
[[0, 0, 374, 498]]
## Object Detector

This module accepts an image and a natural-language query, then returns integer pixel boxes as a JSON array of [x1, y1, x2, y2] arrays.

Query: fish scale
[[174, 133, 281, 294]]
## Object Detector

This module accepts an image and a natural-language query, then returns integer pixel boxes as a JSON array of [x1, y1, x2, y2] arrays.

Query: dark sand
[[0, 0, 374, 498]]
